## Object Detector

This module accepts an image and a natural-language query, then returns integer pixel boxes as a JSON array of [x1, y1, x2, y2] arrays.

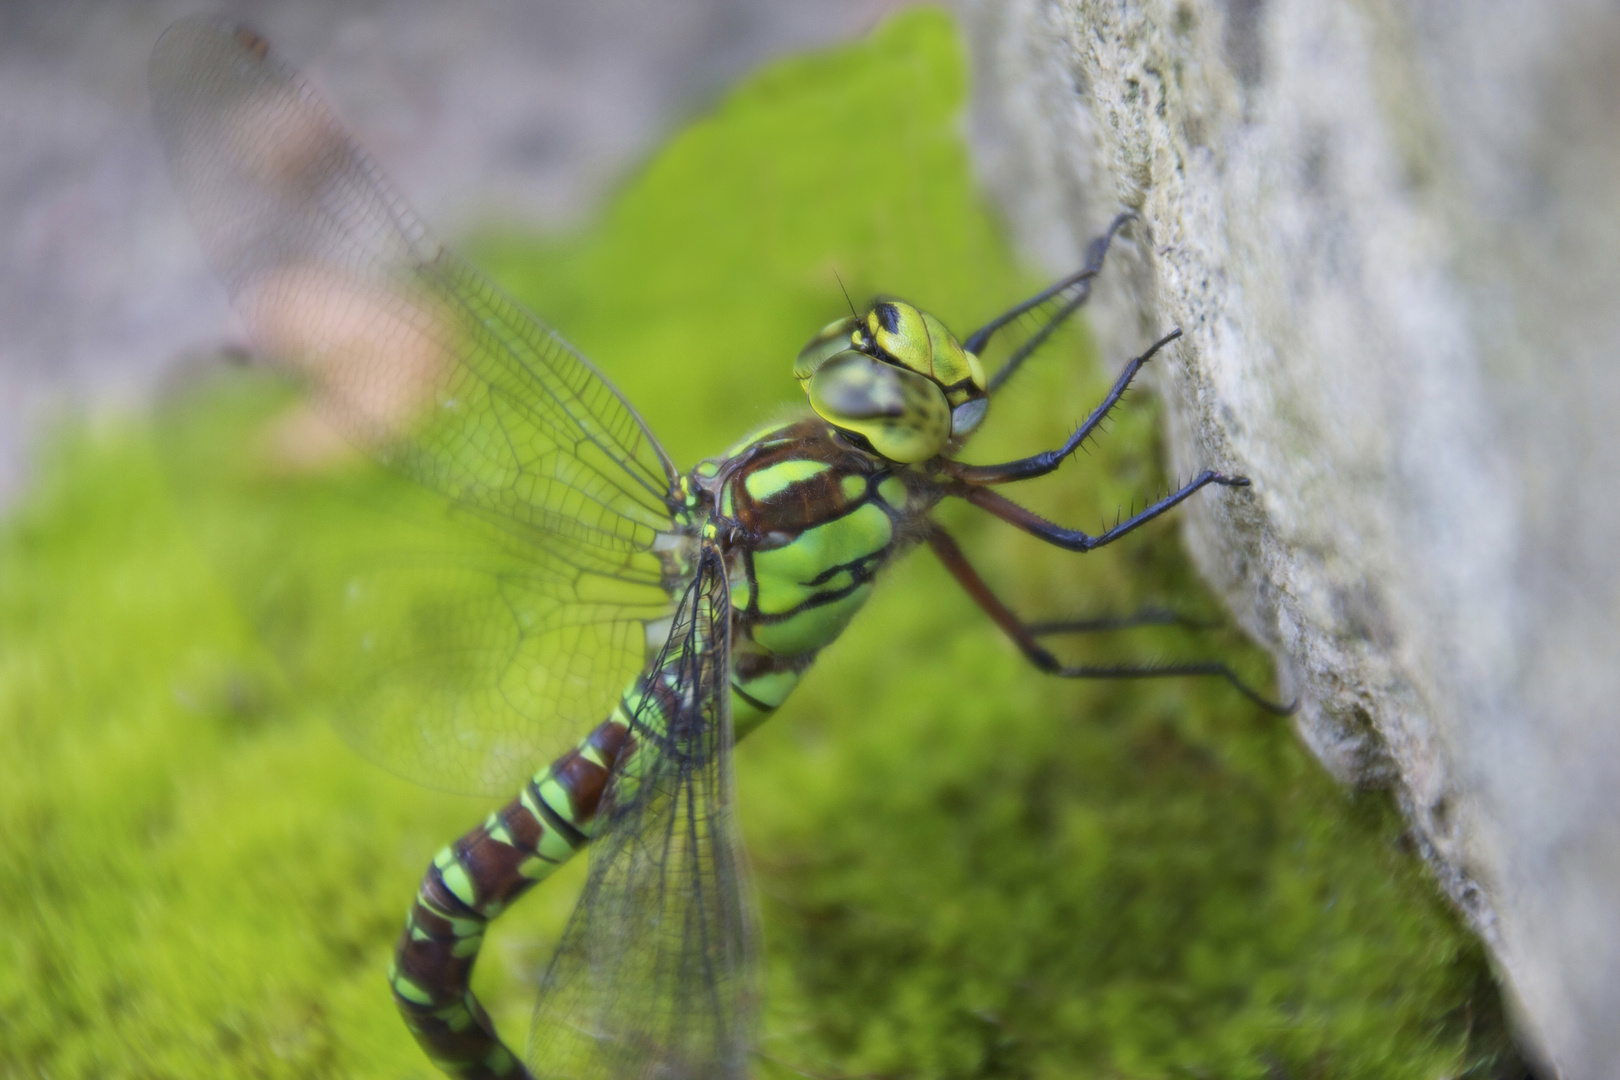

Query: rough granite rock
[[953, 1, 1620, 1076]]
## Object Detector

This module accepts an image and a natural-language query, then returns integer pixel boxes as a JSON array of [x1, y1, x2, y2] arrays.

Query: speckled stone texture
[[954, 1, 1620, 1075]]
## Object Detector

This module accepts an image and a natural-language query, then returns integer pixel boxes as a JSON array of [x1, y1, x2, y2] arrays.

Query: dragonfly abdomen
[[390, 683, 657, 1079]]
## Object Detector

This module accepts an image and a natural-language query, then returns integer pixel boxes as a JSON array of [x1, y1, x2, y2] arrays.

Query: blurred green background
[[0, 9, 1521, 1078]]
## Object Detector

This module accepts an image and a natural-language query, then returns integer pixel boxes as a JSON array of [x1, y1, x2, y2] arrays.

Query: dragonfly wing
[[150, 18, 687, 794], [528, 545, 759, 1080]]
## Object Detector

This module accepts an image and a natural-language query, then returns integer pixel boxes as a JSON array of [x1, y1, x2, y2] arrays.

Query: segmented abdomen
[[390, 672, 677, 1079]]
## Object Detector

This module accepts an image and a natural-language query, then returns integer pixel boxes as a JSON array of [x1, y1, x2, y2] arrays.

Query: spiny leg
[[1025, 609, 1221, 635], [966, 211, 1137, 395], [950, 328, 1182, 487], [950, 467, 1249, 555], [925, 526, 1293, 714], [945, 318, 1259, 632]]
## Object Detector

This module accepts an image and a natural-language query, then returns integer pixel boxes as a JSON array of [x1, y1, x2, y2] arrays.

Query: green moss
[[0, 7, 1520, 1078]]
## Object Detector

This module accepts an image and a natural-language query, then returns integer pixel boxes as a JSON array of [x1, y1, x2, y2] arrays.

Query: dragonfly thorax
[[694, 417, 940, 735], [792, 301, 988, 464]]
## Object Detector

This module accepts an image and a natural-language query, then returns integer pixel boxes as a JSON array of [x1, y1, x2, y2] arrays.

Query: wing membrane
[[529, 546, 758, 1080], [151, 19, 686, 793], [150, 16, 677, 537]]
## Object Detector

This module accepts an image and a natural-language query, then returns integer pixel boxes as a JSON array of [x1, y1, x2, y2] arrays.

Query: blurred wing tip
[[150, 16, 282, 115], [153, 14, 267, 58]]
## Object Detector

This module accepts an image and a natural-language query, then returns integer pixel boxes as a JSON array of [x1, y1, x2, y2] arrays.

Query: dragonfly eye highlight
[[803, 349, 951, 463]]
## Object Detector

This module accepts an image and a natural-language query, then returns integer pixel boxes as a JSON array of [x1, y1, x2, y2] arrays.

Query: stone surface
[[954, 1, 1620, 1075]]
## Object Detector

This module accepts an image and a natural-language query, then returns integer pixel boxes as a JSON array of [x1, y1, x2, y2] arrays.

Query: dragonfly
[[151, 16, 1287, 1080]]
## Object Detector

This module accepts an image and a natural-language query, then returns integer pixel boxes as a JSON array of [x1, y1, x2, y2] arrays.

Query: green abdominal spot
[[390, 968, 434, 1007], [520, 785, 580, 864], [731, 666, 806, 733], [745, 502, 891, 657], [751, 584, 873, 656], [434, 849, 478, 909], [738, 667, 803, 711], [751, 502, 891, 616], [752, 503, 892, 616]]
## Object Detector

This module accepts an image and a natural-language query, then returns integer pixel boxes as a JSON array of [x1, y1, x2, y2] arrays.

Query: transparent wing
[[529, 545, 758, 1080], [151, 18, 686, 795]]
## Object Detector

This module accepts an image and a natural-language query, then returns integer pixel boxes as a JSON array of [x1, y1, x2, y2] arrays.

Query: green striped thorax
[[794, 301, 988, 463]]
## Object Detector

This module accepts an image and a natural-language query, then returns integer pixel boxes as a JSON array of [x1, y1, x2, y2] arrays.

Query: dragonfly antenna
[[833, 268, 859, 320]]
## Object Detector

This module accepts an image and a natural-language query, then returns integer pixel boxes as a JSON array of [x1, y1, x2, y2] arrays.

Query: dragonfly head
[[793, 302, 988, 463]]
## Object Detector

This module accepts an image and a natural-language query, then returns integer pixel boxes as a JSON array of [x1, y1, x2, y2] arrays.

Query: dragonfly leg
[[965, 212, 1137, 395], [391, 719, 628, 1080], [1025, 608, 1221, 635], [950, 328, 1182, 486], [926, 526, 1293, 713], [949, 466, 1248, 554]]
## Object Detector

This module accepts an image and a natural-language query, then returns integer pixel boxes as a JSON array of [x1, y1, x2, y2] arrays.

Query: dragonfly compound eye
[[866, 301, 987, 409], [793, 315, 861, 382], [804, 349, 951, 463]]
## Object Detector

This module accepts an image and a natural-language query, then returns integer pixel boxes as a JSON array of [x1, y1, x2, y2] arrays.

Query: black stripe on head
[[874, 302, 901, 333]]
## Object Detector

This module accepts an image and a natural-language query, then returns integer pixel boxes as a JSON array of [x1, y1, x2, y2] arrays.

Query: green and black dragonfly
[[151, 17, 1285, 1080]]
